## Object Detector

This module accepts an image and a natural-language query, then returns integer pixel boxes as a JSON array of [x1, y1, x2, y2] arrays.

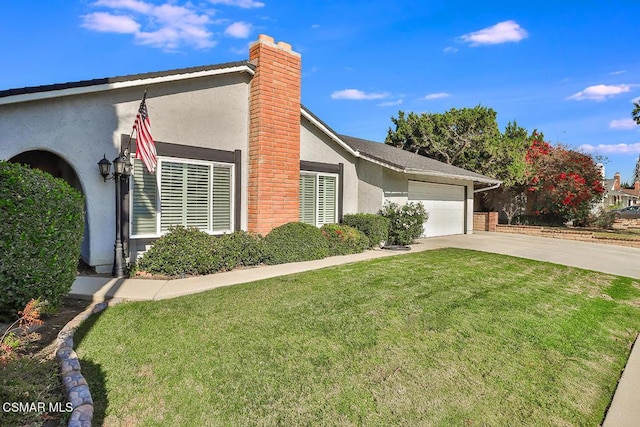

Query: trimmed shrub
[[263, 222, 329, 265], [137, 227, 221, 276], [379, 202, 428, 246], [215, 231, 265, 271], [342, 213, 390, 248], [321, 224, 370, 256], [0, 161, 85, 319], [513, 214, 566, 227], [589, 208, 618, 230]]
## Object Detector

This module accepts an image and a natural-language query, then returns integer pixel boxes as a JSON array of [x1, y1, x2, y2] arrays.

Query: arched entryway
[[8, 150, 90, 266]]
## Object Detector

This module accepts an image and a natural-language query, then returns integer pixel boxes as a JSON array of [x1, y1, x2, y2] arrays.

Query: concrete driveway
[[415, 232, 640, 279]]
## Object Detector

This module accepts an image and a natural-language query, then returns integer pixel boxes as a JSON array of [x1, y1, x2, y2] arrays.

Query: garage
[[408, 181, 466, 237]]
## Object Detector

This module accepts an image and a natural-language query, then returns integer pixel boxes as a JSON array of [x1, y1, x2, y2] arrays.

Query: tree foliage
[[385, 106, 533, 186], [525, 134, 605, 223], [633, 101, 640, 125]]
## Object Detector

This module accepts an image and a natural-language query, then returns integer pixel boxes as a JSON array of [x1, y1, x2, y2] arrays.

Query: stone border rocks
[[55, 300, 114, 427]]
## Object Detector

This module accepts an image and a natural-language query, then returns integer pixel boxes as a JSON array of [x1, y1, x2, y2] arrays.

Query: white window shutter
[[299, 174, 316, 225], [212, 166, 232, 232], [160, 161, 186, 231], [131, 158, 158, 235], [318, 175, 336, 225], [185, 163, 210, 229]]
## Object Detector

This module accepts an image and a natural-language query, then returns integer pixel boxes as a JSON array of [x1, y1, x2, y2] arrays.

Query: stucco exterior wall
[[300, 117, 358, 215], [355, 159, 385, 214], [0, 72, 251, 272]]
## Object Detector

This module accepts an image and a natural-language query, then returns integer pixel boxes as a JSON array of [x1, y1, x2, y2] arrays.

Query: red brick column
[[247, 35, 301, 235], [473, 212, 498, 231]]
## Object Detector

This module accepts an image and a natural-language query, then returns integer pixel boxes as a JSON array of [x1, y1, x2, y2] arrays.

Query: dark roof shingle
[[340, 134, 501, 184], [0, 61, 254, 99]]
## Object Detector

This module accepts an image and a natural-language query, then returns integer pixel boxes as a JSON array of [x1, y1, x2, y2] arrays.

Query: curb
[[54, 300, 115, 427]]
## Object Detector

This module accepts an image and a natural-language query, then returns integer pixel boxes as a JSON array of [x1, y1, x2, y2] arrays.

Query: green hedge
[[321, 224, 370, 255], [136, 228, 265, 277], [0, 161, 85, 319], [342, 213, 390, 248], [136, 227, 222, 276], [263, 222, 329, 265], [215, 231, 265, 271]]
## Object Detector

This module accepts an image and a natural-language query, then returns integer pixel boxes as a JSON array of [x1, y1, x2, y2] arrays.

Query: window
[[299, 172, 337, 226], [130, 157, 233, 237]]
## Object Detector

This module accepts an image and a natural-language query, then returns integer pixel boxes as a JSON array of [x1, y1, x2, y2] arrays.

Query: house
[[602, 172, 639, 208], [0, 34, 500, 273]]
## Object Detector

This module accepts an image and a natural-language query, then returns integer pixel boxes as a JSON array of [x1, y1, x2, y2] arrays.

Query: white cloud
[[459, 20, 528, 46], [225, 22, 252, 38], [207, 0, 265, 8], [633, 96, 640, 104], [82, 1, 217, 50], [567, 84, 631, 101], [443, 46, 458, 54], [378, 99, 403, 107], [331, 89, 389, 100], [81, 12, 140, 33], [610, 70, 626, 75], [422, 92, 450, 100], [580, 142, 640, 154], [93, 0, 152, 14], [609, 118, 637, 130]]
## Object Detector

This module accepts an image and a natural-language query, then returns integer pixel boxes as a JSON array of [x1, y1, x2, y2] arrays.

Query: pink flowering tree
[[525, 134, 604, 224]]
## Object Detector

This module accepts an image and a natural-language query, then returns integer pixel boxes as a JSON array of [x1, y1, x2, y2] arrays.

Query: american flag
[[133, 92, 157, 174]]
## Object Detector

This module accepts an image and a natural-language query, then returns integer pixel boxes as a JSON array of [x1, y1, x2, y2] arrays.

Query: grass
[[0, 357, 67, 426], [74, 249, 640, 426]]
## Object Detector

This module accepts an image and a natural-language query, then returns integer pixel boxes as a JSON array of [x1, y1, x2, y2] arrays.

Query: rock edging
[[55, 301, 111, 427]]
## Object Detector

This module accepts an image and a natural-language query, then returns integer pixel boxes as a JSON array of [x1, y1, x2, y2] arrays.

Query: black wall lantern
[[97, 153, 132, 278]]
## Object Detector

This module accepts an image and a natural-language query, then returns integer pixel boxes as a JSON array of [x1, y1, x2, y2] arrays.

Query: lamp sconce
[[98, 153, 132, 181]]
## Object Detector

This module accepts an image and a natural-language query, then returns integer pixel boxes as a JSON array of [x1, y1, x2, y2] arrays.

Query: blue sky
[[2, 0, 639, 182]]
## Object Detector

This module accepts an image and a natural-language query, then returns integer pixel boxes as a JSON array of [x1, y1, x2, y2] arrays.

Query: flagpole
[[124, 88, 149, 157]]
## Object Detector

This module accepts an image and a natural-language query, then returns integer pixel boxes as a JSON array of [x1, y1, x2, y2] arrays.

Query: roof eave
[[404, 168, 502, 185], [0, 64, 255, 106]]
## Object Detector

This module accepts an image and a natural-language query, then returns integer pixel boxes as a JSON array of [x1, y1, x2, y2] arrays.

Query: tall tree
[[633, 154, 640, 184], [385, 107, 532, 185], [633, 101, 640, 125], [386, 106, 500, 167]]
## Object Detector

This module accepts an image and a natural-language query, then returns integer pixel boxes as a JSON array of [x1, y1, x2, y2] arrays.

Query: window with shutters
[[299, 172, 337, 227], [130, 157, 233, 237]]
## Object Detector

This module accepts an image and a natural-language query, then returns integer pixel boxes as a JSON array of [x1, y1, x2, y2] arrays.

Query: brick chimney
[[247, 35, 302, 235], [614, 172, 620, 191], [635, 181, 640, 192]]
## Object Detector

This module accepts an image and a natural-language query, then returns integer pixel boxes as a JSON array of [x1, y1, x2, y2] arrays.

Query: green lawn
[[75, 249, 640, 426]]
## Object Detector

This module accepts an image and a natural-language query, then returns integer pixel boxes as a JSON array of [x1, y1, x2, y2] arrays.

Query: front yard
[[75, 248, 640, 426]]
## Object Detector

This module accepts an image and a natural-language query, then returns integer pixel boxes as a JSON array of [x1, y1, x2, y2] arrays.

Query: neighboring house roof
[[0, 61, 255, 105], [603, 179, 616, 191], [621, 189, 640, 198], [339, 134, 502, 185]]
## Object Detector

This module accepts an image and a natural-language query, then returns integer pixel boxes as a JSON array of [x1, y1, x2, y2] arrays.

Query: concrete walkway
[[69, 232, 640, 425]]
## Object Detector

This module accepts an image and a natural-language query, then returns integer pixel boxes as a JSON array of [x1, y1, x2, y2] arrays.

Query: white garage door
[[408, 181, 465, 237]]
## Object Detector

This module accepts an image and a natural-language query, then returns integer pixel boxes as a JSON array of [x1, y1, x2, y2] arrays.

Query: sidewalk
[[70, 242, 441, 302], [69, 233, 640, 425]]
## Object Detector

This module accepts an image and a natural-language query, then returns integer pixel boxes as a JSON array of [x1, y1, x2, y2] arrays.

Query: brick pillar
[[247, 35, 302, 235]]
